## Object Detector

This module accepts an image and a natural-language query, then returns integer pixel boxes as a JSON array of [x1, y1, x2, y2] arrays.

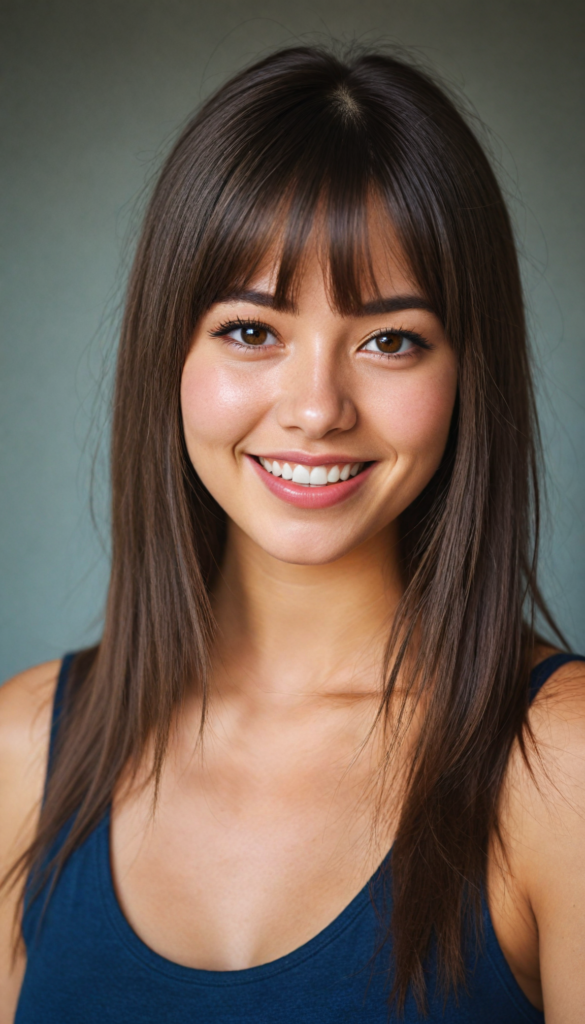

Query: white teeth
[[292, 464, 311, 485], [309, 466, 328, 486], [258, 458, 365, 486]]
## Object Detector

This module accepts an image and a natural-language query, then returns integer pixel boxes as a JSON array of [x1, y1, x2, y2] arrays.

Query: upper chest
[[108, 701, 541, 1008], [111, 699, 392, 972]]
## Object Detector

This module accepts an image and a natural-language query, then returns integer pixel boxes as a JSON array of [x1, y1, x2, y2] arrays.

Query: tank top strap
[[529, 652, 585, 705], [22, 653, 79, 946]]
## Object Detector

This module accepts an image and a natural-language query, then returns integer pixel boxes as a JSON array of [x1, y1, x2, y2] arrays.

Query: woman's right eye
[[224, 324, 277, 347]]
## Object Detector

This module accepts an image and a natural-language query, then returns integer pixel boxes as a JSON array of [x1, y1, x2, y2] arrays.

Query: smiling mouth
[[254, 457, 370, 487]]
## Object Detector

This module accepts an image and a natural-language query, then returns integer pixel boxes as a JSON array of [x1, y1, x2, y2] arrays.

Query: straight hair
[[10, 45, 563, 1012]]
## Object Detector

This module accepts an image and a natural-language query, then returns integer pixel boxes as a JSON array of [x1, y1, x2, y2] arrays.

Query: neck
[[210, 520, 403, 704]]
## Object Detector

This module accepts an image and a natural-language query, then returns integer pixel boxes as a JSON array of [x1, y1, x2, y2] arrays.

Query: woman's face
[[181, 238, 458, 566]]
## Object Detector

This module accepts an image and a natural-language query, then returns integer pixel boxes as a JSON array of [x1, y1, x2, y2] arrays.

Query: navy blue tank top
[[16, 652, 584, 1023]]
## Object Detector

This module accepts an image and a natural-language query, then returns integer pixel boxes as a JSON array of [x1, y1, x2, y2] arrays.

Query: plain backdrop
[[1, 0, 584, 679]]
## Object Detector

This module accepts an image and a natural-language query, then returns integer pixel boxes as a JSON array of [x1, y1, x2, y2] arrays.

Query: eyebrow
[[358, 296, 435, 316], [216, 289, 435, 317]]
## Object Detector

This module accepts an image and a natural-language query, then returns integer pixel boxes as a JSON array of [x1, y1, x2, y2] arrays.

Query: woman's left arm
[[518, 660, 585, 1022]]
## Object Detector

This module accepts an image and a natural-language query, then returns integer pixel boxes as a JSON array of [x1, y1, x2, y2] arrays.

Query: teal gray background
[[1, 0, 584, 679]]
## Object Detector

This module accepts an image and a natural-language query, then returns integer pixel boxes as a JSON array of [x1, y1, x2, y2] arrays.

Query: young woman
[[1, 46, 584, 1023]]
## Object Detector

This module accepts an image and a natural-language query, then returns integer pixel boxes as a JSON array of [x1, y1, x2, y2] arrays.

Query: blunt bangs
[[185, 56, 466, 329], [193, 115, 385, 319]]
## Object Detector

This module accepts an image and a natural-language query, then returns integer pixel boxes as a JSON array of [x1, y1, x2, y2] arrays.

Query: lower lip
[[247, 456, 375, 509]]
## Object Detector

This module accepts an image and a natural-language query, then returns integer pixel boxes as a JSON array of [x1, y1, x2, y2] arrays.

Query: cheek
[[369, 364, 457, 464], [180, 352, 264, 454]]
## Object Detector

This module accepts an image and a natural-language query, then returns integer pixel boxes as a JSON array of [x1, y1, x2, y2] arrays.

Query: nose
[[275, 343, 357, 439]]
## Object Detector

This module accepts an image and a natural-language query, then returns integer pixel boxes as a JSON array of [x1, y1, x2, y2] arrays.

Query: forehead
[[218, 213, 428, 317]]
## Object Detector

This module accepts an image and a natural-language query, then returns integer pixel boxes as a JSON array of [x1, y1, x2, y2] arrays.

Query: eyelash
[[210, 317, 432, 360]]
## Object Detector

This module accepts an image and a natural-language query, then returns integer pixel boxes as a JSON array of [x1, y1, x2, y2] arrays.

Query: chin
[[244, 519, 376, 567]]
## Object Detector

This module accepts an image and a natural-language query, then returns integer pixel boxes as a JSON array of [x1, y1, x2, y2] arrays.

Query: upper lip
[[248, 452, 372, 466]]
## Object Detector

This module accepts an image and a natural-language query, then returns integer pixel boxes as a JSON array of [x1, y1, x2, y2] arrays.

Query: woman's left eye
[[361, 332, 416, 356]]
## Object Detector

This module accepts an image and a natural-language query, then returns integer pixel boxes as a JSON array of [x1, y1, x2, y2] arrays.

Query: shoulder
[[503, 647, 585, 905], [0, 660, 60, 783], [0, 660, 60, 1022], [526, 648, 585, 790], [0, 660, 60, 855], [508, 652, 585, 1014], [510, 645, 585, 801], [489, 650, 585, 1013]]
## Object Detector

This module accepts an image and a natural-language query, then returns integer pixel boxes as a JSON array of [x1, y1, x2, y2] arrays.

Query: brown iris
[[375, 332, 402, 353], [241, 325, 268, 345]]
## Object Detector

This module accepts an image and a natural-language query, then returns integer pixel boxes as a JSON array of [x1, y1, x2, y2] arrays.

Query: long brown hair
[[13, 45, 563, 1010]]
